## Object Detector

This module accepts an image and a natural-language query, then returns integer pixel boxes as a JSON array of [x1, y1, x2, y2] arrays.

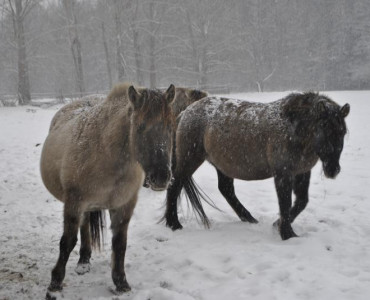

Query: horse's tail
[[89, 210, 106, 250], [182, 176, 220, 229]]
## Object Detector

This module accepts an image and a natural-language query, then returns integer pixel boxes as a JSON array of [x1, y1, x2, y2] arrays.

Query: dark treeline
[[1, 0, 369, 103]]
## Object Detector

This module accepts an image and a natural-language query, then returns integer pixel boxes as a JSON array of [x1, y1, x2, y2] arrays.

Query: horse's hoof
[[166, 219, 183, 231], [46, 288, 62, 300], [109, 283, 131, 295], [280, 228, 298, 240], [171, 224, 183, 231], [241, 215, 259, 224], [75, 263, 91, 275]]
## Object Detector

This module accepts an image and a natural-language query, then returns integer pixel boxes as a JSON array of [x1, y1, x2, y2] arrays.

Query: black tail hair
[[89, 210, 106, 250], [182, 176, 220, 228]]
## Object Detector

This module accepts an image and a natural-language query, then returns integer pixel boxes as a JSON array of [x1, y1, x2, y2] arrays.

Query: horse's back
[[177, 97, 284, 180], [49, 98, 102, 132]]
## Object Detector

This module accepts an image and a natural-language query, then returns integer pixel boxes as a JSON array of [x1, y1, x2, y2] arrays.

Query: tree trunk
[[148, 2, 156, 88], [199, 21, 208, 90], [101, 22, 112, 89], [186, 11, 199, 87], [63, 0, 85, 96], [113, 0, 125, 82], [14, 0, 31, 105], [131, 1, 143, 85]]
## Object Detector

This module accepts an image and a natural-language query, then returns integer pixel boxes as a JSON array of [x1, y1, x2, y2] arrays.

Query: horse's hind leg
[[290, 171, 310, 223], [47, 190, 82, 293], [216, 169, 258, 224], [109, 198, 137, 294], [274, 172, 298, 240], [75, 212, 91, 275]]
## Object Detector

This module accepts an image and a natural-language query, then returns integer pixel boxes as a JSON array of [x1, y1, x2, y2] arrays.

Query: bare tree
[[130, 0, 144, 85], [184, 0, 243, 90], [145, 1, 165, 88], [62, 0, 85, 95], [6, 0, 37, 104], [113, 0, 125, 82], [101, 22, 112, 89], [1, 0, 370, 96]]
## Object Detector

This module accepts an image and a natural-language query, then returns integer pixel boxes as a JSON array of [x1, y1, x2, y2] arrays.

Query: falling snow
[[0, 91, 369, 300]]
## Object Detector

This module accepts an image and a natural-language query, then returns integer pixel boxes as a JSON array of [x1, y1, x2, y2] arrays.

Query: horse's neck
[[292, 123, 317, 156]]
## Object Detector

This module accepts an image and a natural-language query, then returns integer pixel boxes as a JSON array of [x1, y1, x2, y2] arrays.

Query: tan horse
[[41, 83, 175, 296], [65, 87, 207, 276], [163, 92, 350, 240]]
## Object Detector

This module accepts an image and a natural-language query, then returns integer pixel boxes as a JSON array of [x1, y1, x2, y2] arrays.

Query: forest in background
[[0, 0, 369, 104]]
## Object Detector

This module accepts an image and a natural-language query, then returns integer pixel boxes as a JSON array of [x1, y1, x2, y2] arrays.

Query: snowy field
[[0, 91, 369, 300]]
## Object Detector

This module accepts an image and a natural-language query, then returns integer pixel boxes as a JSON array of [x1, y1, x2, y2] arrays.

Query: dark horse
[[163, 92, 350, 240], [41, 83, 175, 297]]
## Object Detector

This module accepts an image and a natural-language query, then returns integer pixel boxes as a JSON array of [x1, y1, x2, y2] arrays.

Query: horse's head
[[171, 88, 208, 117], [128, 84, 175, 191], [313, 98, 350, 178]]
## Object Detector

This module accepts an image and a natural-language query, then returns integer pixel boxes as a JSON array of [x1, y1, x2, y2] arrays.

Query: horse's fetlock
[[279, 222, 298, 240], [48, 279, 63, 293], [112, 270, 130, 290]]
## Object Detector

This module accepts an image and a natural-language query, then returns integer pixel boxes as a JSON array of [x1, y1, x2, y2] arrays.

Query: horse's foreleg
[[216, 168, 258, 224], [48, 191, 82, 293], [274, 172, 298, 240], [109, 198, 137, 294], [164, 178, 184, 230], [290, 171, 310, 223], [75, 212, 91, 275]]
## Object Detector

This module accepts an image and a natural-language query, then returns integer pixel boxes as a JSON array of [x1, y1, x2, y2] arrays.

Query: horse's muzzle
[[323, 161, 341, 179], [145, 170, 171, 191]]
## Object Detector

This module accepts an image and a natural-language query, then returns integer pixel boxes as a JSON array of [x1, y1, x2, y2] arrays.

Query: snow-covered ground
[[0, 91, 369, 300]]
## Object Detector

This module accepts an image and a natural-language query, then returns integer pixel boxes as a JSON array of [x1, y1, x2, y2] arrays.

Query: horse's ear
[[341, 103, 350, 118], [128, 86, 143, 110], [164, 84, 176, 105]]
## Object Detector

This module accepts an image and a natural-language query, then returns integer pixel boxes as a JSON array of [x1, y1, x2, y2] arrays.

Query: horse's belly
[[205, 134, 272, 181], [206, 149, 272, 181], [40, 133, 68, 201], [83, 168, 145, 211]]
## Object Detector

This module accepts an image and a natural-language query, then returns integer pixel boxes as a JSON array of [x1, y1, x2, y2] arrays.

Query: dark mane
[[281, 92, 346, 136]]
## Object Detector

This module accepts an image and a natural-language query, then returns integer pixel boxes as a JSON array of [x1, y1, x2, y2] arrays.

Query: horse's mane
[[282, 92, 340, 120], [281, 92, 345, 137], [106, 82, 132, 102]]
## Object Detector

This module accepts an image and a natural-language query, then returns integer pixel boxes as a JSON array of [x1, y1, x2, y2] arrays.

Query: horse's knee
[[60, 234, 78, 254]]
